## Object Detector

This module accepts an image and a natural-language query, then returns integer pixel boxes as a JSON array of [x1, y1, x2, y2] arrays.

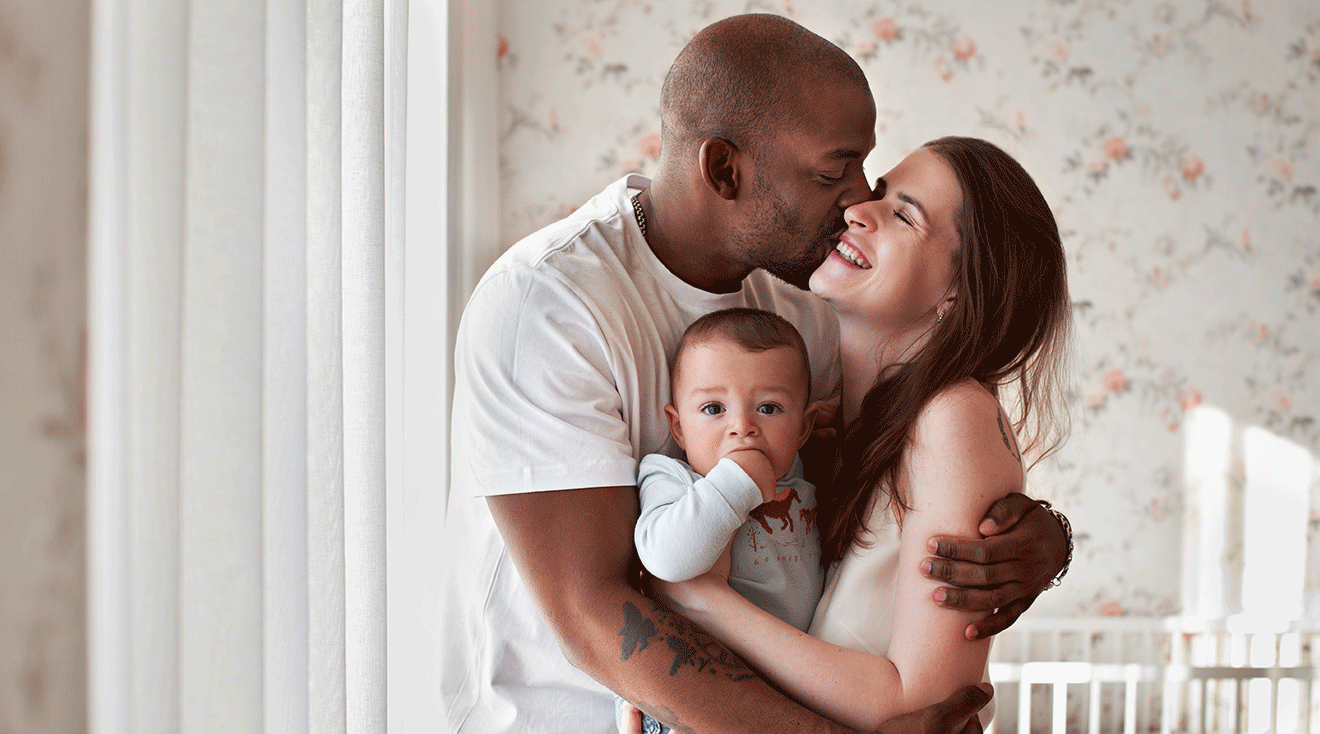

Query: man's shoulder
[[473, 214, 637, 316]]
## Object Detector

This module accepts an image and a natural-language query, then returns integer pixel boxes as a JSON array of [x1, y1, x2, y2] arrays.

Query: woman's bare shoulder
[[905, 379, 1022, 508], [911, 379, 1003, 444]]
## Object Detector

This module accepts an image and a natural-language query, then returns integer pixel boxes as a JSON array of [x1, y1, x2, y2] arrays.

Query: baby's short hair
[[672, 307, 812, 400]]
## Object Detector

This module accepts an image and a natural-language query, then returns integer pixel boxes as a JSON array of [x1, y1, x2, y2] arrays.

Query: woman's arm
[[658, 381, 1021, 730]]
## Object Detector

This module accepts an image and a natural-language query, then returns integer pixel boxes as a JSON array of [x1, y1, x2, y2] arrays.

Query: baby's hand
[[726, 450, 777, 503]]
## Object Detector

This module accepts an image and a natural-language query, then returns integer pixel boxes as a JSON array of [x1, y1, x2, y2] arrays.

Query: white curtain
[[88, 0, 412, 731]]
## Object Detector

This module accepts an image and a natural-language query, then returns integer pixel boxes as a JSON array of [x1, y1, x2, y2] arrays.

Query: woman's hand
[[617, 701, 644, 734], [921, 493, 1069, 639], [647, 542, 733, 620]]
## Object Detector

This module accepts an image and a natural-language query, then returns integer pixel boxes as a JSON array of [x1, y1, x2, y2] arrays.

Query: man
[[442, 14, 1069, 733]]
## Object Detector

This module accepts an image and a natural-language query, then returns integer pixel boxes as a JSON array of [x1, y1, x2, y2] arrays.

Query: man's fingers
[[932, 683, 993, 731], [958, 715, 985, 734], [932, 583, 1025, 612], [977, 492, 1039, 536], [923, 556, 1029, 588], [965, 596, 1038, 640], [927, 536, 995, 564], [923, 557, 999, 586]]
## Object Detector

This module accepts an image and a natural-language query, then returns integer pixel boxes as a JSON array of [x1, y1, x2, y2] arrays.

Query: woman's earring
[[937, 310, 945, 324]]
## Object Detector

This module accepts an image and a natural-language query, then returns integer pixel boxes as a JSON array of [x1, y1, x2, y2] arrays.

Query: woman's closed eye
[[699, 402, 725, 416], [894, 209, 914, 226]]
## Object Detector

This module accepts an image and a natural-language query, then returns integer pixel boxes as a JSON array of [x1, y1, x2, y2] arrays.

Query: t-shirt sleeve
[[634, 455, 762, 582], [451, 267, 639, 497]]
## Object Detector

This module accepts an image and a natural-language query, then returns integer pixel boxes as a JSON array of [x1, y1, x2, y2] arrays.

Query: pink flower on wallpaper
[[952, 36, 977, 61], [1247, 323, 1268, 346], [1153, 35, 1170, 57], [1085, 155, 1107, 173], [1312, 47, 1320, 61], [1309, 274, 1320, 293], [1251, 92, 1270, 114], [545, 108, 559, 132], [1048, 39, 1068, 63], [1103, 136, 1127, 161], [1181, 155, 1204, 180], [497, 35, 509, 59], [1150, 499, 1169, 519], [935, 58, 953, 82], [1179, 387, 1203, 411], [1272, 390, 1292, 411], [1102, 368, 1126, 393], [638, 134, 661, 159], [1163, 176, 1181, 201], [873, 18, 898, 42], [1012, 109, 1027, 133], [1152, 267, 1170, 288], [1240, 229, 1253, 253], [855, 40, 876, 55], [1271, 157, 1293, 180], [1099, 601, 1124, 616], [580, 35, 603, 59]]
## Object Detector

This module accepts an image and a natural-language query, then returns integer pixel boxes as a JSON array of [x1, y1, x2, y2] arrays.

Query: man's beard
[[759, 223, 841, 290], [741, 176, 843, 289]]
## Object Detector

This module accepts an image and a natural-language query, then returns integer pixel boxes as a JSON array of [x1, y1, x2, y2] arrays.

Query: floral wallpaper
[[497, 0, 1320, 620], [0, 0, 88, 730]]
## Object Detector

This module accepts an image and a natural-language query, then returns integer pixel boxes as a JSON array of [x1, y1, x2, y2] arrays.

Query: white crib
[[986, 618, 1320, 734]]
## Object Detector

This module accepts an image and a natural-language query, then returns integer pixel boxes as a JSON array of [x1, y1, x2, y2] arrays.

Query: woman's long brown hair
[[819, 136, 1073, 566]]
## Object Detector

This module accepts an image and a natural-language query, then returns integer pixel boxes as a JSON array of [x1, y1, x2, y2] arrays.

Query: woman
[[645, 136, 1071, 730]]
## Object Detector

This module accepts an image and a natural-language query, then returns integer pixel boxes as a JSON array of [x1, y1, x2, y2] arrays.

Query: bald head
[[660, 14, 870, 161]]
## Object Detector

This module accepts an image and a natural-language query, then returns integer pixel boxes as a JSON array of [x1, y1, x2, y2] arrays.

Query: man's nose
[[838, 166, 872, 210]]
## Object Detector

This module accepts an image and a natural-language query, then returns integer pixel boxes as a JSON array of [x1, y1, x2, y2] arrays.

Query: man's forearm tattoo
[[618, 600, 755, 682], [997, 410, 1019, 461]]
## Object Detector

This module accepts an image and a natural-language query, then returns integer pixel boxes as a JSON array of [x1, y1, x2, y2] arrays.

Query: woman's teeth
[[836, 241, 871, 269]]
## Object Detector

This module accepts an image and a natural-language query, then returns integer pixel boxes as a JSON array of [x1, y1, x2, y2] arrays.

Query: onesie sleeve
[[634, 455, 763, 582]]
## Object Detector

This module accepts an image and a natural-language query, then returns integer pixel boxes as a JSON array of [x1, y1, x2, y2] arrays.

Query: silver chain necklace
[[630, 192, 648, 240]]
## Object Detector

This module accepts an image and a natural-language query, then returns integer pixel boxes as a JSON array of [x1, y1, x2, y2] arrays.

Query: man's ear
[[698, 137, 741, 200], [664, 404, 686, 449]]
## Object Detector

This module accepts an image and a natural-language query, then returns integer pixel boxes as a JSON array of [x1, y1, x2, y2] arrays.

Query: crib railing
[[986, 618, 1320, 734]]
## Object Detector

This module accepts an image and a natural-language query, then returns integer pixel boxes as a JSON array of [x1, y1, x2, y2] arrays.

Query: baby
[[619, 307, 824, 733]]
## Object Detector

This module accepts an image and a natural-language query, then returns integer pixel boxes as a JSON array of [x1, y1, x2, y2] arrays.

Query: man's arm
[[487, 485, 850, 733], [922, 493, 1071, 639]]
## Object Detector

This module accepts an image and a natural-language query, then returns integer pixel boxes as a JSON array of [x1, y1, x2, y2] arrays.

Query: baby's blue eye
[[700, 403, 725, 416], [757, 403, 783, 415]]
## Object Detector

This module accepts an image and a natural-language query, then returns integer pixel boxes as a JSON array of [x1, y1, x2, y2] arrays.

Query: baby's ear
[[797, 403, 820, 448], [664, 404, 685, 449]]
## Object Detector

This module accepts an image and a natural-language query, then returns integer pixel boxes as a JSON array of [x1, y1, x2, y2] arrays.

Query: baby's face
[[665, 339, 812, 479]]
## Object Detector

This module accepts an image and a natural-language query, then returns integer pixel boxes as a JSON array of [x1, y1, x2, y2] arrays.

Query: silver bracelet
[[1036, 500, 1072, 590]]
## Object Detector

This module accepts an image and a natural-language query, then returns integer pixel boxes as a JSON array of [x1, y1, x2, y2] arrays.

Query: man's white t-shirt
[[441, 174, 840, 733]]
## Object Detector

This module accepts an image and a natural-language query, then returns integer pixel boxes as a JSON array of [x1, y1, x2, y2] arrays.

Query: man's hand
[[874, 683, 992, 734], [921, 493, 1068, 639], [727, 449, 778, 503]]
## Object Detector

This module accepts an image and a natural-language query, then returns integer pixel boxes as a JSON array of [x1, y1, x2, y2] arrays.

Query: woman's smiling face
[[809, 146, 964, 333]]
